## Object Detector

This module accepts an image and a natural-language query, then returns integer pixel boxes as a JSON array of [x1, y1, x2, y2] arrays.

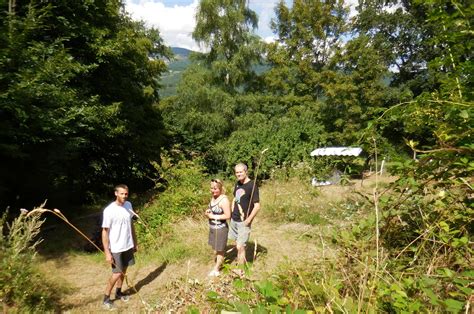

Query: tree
[[265, 0, 348, 98], [192, 0, 263, 91], [0, 0, 169, 208]]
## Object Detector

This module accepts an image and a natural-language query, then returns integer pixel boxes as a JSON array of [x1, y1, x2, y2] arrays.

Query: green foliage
[[0, 212, 60, 311], [192, 0, 263, 91], [210, 95, 328, 176], [0, 0, 170, 208], [159, 64, 236, 155], [137, 151, 208, 247]]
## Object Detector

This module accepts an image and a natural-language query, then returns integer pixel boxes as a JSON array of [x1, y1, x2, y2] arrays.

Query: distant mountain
[[171, 47, 194, 58], [160, 47, 271, 98], [160, 47, 194, 98]]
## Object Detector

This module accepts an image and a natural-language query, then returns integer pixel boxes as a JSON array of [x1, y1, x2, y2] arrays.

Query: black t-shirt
[[231, 180, 260, 222]]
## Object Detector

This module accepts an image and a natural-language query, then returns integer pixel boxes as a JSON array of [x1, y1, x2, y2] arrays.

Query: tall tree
[[192, 0, 263, 91], [0, 0, 169, 208], [265, 0, 348, 98]]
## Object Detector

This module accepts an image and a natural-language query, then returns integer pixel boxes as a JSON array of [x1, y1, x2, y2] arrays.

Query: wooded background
[[1, 0, 471, 210]]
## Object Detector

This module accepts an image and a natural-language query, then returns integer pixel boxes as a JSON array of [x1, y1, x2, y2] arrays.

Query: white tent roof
[[310, 147, 363, 157]]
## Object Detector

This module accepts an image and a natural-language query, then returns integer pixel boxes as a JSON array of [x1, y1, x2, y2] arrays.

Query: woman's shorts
[[208, 226, 229, 252], [111, 248, 135, 273]]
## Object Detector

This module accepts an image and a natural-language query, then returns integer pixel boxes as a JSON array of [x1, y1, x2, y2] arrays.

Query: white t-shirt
[[102, 201, 135, 253]]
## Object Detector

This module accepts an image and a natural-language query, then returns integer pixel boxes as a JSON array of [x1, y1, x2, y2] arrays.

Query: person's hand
[[244, 218, 252, 226], [134, 245, 138, 253], [205, 209, 211, 218], [105, 252, 113, 264]]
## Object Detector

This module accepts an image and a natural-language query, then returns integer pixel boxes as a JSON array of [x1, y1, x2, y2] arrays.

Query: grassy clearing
[[139, 217, 211, 265], [146, 176, 384, 311], [260, 176, 389, 227], [23, 174, 398, 312]]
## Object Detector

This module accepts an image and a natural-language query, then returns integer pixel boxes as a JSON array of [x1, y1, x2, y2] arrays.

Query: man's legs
[[103, 249, 135, 308], [105, 271, 124, 297], [236, 243, 246, 265], [228, 219, 250, 268]]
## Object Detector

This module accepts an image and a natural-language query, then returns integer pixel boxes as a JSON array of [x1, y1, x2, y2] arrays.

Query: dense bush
[[136, 152, 209, 248], [0, 1, 170, 209]]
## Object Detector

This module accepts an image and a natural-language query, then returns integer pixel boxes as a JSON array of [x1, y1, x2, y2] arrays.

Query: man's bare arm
[[244, 202, 260, 225], [102, 228, 113, 264]]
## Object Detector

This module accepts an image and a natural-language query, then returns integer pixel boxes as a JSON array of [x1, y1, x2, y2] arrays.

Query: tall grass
[[0, 210, 61, 312], [261, 173, 367, 226]]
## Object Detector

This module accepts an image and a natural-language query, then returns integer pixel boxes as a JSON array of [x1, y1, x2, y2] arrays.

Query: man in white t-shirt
[[101, 184, 137, 309]]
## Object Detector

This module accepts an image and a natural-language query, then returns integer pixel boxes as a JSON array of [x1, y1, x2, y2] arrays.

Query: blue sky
[[124, 0, 358, 51]]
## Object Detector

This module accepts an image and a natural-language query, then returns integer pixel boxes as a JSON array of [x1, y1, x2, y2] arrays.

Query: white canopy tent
[[310, 147, 363, 157], [310, 147, 364, 186]]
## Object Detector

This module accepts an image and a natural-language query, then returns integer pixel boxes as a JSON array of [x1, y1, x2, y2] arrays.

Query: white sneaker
[[103, 299, 114, 310], [208, 270, 220, 277]]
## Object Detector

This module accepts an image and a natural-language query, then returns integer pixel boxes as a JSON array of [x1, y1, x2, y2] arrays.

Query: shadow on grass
[[37, 212, 103, 257], [127, 262, 168, 294], [225, 241, 268, 264]]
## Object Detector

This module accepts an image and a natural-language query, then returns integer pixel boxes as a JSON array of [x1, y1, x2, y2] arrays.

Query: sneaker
[[103, 299, 114, 310], [208, 270, 220, 277], [116, 291, 130, 302]]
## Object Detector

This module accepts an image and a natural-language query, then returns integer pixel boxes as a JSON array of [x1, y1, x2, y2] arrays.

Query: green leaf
[[459, 110, 469, 119], [444, 298, 464, 311], [422, 288, 439, 305], [206, 291, 219, 300]]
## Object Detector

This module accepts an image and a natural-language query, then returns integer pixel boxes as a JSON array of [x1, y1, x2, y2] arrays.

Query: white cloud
[[250, 0, 282, 39], [124, 0, 362, 51], [124, 0, 200, 51], [341, 0, 357, 17]]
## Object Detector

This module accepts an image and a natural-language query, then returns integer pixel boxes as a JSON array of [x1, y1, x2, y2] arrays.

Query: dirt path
[[38, 214, 328, 312]]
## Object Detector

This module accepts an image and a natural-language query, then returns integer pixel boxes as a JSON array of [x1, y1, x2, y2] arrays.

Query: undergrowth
[[261, 172, 366, 226], [137, 152, 209, 250], [0, 210, 62, 312], [147, 157, 472, 312]]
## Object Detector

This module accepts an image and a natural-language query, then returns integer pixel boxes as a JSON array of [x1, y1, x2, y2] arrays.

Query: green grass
[[261, 178, 357, 226]]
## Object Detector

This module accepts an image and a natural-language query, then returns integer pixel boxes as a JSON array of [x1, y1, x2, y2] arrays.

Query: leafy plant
[[0, 211, 61, 311], [136, 151, 209, 249]]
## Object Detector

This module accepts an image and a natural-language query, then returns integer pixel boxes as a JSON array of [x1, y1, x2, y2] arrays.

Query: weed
[[0, 210, 62, 311]]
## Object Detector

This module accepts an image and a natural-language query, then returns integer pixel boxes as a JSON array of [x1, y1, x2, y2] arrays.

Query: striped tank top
[[208, 195, 228, 229]]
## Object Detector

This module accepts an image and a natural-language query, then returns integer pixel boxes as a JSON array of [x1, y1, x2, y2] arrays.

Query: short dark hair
[[114, 184, 129, 192]]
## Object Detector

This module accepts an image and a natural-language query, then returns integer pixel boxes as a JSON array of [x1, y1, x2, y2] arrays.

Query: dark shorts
[[208, 226, 229, 252], [111, 248, 135, 273]]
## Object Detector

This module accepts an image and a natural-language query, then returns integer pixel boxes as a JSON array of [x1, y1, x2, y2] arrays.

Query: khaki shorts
[[228, 219, 251, 246]]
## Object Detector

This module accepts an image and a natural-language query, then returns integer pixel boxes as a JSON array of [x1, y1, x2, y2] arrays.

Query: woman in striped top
[[205, 178, 231, 277]]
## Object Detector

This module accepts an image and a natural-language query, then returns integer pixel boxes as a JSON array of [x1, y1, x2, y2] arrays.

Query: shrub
[[136, 152, 209, 248], [0, 211, 60, 311]]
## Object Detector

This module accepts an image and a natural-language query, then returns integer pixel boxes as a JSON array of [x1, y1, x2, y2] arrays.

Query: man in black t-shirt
[[228, 163, 261, 267]]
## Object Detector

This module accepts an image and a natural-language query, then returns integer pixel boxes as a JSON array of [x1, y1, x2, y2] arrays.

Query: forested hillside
[[160, 47, 193, 97], [1, 0, 472, 312]]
